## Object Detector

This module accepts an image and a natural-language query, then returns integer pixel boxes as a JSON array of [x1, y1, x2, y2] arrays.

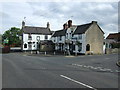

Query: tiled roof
[[52, 29, 67, 37], [106, 33, 120, 40], [22, 26, 52, 35], [73, 23, 92, 34], [52, 21, 104, 37]]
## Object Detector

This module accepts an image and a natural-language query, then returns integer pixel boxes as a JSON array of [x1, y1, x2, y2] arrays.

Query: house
[[52, 30, 66, 51], [21, 21, 52, 51], [105, 33, 120, 49], [106, 33, 120, 42], [51, 20, 104, 55], [104, 33, 120, 54]]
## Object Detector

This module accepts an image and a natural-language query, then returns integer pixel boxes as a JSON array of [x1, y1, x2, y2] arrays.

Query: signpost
[[36, 36, 40, 54]]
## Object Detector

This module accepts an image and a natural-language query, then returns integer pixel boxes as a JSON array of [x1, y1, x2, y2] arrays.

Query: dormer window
[[28, 34, 32, 40]]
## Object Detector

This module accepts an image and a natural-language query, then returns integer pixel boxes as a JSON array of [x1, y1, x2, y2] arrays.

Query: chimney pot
[[92, 21, 97, 24], [22, 21, 25, 27], [63, 23, 68, 29], [47, 22, 50, 29]]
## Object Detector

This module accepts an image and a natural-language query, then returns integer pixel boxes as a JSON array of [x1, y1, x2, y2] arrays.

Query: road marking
[[116, 70, 120, 72], [99, 68, 107, 71], [71, 64, 120, 73], [60, 75, 97, 90]]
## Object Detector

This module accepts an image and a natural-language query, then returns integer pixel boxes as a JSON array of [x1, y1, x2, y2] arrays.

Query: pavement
[[2, 52, 119, 89]]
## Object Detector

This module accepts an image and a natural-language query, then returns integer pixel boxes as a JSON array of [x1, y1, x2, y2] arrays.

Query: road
[[2, 53, 119, 89]]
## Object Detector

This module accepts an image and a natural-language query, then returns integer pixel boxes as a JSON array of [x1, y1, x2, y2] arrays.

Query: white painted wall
[[72, 34, 86, 53], [51, 36, 65, 50], [22, 33, 51, 50], [66, 28, 71, 40], [51, 36, 65, 43]]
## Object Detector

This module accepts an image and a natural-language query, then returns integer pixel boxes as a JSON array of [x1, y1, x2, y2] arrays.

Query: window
[[28, 42, 32, 49], [28, 42, 32, 44], [103, 42, 105, 45], [45, 35, 48, 40], [78, 34, 82, 39], [33, 45, 35, 47], [60, 36, 62, 41], [78, 43, 82, 52], [106, 43, 108, 48], [73, 45, 75, 51], [71, 31, 73, 33], [24, 43, 27, 48], [72, 34, 74, 37], [28, 34, 32, 40], [66, 33, 68, 38], [36, 36, 40, 41], [33, 42, 35, 44], [86, 44, 90, 51]]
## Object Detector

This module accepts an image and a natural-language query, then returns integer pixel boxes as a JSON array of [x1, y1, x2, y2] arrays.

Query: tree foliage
[[0, 34, 2, 42], [2, 27, 22, 46]]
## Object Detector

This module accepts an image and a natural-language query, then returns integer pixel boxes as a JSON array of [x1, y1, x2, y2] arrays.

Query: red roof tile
[[106, 33, 120, 40]]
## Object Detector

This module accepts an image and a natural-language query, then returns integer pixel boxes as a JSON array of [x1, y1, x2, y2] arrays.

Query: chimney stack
[[68, 20, 72, 28], [22, 21, 25, 27], [92, 21, 97, 24], [47, 22, 50, 29], [63, 23, 68, 29]]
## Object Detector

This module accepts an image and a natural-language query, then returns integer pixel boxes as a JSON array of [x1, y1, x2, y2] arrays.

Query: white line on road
[[72, 64, 119, 73], [60, 75, 97, 90]]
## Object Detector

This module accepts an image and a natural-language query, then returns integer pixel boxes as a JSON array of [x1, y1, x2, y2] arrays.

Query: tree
[[2, 27, 22, 47], [0, 34, 2, 42], [0, 34, 2, 43]]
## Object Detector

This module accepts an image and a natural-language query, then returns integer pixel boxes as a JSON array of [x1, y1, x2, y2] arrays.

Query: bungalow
[[21, 21, 52, 51], [51, 20, 104, 55]]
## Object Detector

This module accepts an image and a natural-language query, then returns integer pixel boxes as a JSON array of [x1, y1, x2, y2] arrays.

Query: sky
[[0, 0, 119, 37]]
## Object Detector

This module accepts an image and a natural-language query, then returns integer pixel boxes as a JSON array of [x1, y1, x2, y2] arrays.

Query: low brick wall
[[2, 46, 10, 53], [39, 44, 54, 52]]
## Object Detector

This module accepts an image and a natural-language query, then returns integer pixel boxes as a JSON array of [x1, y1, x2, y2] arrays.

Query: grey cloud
[[30, 2, 118, 35], [1, 2, 118, 36]]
